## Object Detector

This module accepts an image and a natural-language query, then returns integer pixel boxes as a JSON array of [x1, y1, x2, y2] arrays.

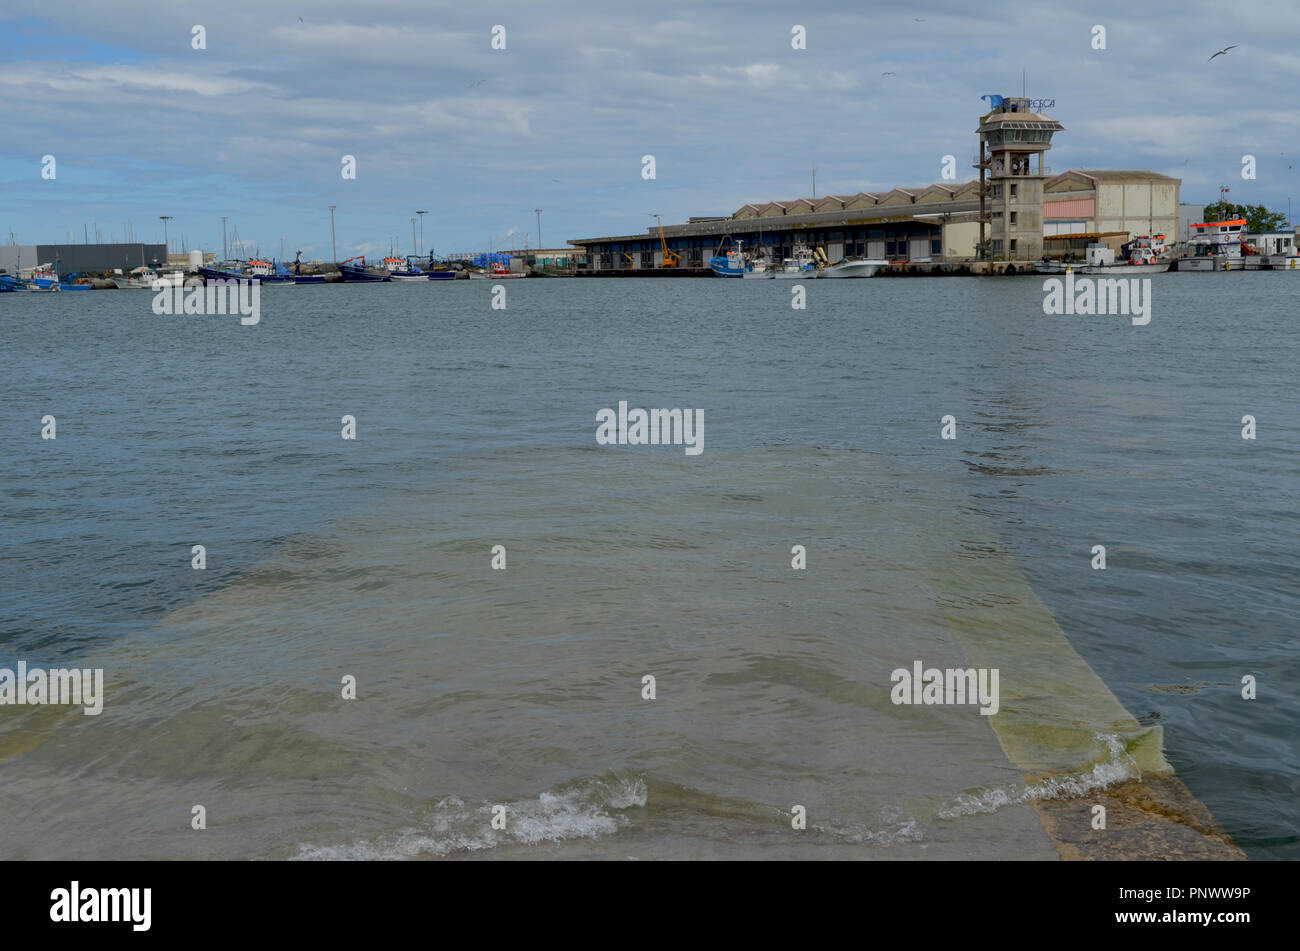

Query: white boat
[[114, 266, 161, 289], [821, 258, 888, 278], [1181, 219, 1248, 271], [1079, 237, 1171, 274], [741, 249, 776, 278], [771, 246, 820, 279], [1240, 231, 1300, 270]]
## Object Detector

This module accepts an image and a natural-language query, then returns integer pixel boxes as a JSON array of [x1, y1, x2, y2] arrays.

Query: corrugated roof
[[1074, 169, 1179, 182]]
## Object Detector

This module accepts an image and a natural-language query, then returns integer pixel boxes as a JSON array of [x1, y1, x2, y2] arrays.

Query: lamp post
[[410, 218, 418, 259], [328, 205, 337, 264], [534, 208, 542, 250], [159, 216, 173, 259], [416, 210, 427, 258], [220, 216, 228, 263]]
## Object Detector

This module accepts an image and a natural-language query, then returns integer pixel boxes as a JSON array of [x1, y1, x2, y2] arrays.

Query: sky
[[2, 0, 1298, 261]]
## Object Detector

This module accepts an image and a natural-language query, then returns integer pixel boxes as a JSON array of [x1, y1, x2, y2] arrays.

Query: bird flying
[[1208, 45, 1238, 61]]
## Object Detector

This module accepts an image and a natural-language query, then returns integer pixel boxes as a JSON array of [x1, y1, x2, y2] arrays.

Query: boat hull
[[822, 260, 887, 278], [427, 270, 457, 280], [772, 269, 818, 279], [741, 268, 773, 279], [338, 266, 391, 282], [1080, 262, 1171, 274], [708, 256, 743, 277], [293, 275, 326, 284]]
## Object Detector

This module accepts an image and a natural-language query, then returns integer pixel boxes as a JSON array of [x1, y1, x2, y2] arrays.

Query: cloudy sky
[[3, 0, 1298, 260]]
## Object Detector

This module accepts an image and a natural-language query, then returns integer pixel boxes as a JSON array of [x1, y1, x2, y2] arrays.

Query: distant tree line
[[1202, 201, 1290, 232]]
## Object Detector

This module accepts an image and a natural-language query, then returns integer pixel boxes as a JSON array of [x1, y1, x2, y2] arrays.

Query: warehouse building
[[570, 98, 1179, 270], [0, 243, 168, 276]]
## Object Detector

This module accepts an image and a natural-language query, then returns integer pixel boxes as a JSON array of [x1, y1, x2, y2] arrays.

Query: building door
[[908, 237, 931, 261]]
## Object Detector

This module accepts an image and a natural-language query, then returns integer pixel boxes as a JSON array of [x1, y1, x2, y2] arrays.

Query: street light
[[328, 205, 337, 264], [159, 216, 173, 258], [410, 218, 418, 259], [416, 210, 427, 258]]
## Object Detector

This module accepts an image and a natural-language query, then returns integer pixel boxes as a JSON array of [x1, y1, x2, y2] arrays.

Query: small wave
[[937, 733, 1141, 819], [294, 776, 647, 860]]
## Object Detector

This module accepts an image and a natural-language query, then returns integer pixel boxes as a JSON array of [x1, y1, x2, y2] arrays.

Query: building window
[[1009, 239, 1018, 254], [1010, 184, 1018, 199], [1010, 211, 1018, 225], [931, 238, 942, 255], [992, 240, 1003, 252], [991, 184, 1003, 199]]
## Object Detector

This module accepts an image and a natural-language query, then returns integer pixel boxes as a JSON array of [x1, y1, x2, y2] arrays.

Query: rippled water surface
[[1, 276, 1296, 859]]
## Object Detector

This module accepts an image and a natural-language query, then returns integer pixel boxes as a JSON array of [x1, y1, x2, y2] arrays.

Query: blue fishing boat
[[58, 272, 95, 291], [198, 259, 294, 284], [337, 256, 391, 282], [708, 237, 746, 277]]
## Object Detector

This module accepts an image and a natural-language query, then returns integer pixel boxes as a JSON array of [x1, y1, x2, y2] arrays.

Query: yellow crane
[[651, 214, 680, 268]]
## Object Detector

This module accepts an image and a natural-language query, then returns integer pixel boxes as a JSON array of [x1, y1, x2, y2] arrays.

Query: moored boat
[[114, 266, 162, 289], [1079, 236, 1171, 274], [708, 238, 747, 277], [1180, 220, 1247, 271], [821, 258, 888, 278], [337, 256, 392, 282], [387, 255, 429, 281], [58, 272, 95, 291], [772, 246, 820, 278]]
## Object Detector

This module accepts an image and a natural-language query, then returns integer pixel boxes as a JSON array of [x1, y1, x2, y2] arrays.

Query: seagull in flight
[[881, 71, 896, 77], [467, 78, 487, 88], [1208, 45, 1238, 61]]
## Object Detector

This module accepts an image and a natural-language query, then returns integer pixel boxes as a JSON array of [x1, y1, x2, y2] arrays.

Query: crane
[[651, 214, 680, 268]]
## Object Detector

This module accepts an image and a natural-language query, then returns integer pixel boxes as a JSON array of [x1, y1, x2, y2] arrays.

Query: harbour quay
[[569, 98, 1182, 276]]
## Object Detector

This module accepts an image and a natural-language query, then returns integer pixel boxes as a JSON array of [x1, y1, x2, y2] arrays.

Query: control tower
[[974, 96, 1064, 262]]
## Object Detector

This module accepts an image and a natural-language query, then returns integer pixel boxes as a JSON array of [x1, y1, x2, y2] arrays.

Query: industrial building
[[0, 243, 168, 276], [570, 98, 1180, 271]]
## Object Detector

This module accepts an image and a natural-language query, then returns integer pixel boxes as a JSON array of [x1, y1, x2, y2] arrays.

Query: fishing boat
[[474, 262, 524, 279], [772, 246, 820, 279], [114, 266, 162, 289], [709, 238, 747, 277], [1080, 236, 1171, 274], [25, 264, 58, 289], [821, 257, 889, 278], [26, 281, 60, 293], [58, 272, 95, 291], [426, 265, 457, 281], [337, 256, 392, 282], [199, 260, 294, 284], [1180, 220, 1247, 271], [0, 270, 21, 292], [1241, 231, 1300, 270], [387, 255, 428, 281]]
